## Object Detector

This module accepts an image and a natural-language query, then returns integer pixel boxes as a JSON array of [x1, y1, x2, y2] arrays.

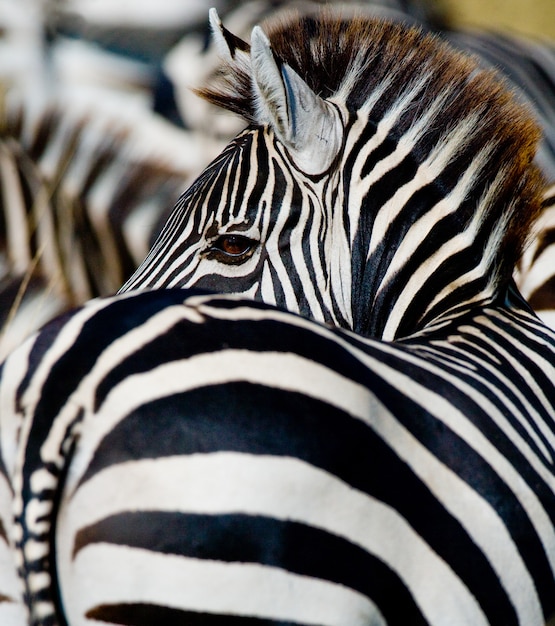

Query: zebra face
[[123, 120, 353, 329], [120, 13, 358, 329]]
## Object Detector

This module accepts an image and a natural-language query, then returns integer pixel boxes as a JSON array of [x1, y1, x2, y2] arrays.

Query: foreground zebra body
[[0, 286, 554, 625], [1, 290, 555, 626], [0, 7, 555, 625]]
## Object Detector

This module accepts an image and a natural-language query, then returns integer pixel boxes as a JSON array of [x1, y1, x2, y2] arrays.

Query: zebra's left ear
[[250, 26, 342, 175], [209, 9, 251, 68]]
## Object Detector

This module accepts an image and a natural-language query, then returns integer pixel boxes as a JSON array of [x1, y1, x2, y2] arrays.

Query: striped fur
[[0, 287, 553, 624], [163, 0, 555, 326], [121, 10, 545, 340], [515, 184, 555, 327], [0, 96, 187, 359], [0, 7, 554, 626]]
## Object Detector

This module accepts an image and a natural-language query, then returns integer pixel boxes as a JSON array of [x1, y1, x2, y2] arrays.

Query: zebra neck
[[351, 237, 500, 341], [345, 154, 511, 339]]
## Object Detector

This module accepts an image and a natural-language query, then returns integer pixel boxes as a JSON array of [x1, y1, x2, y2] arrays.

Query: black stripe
[[529, 276, 555, 311], [76, 512, 426, 624], [87, 604, 300, 625]]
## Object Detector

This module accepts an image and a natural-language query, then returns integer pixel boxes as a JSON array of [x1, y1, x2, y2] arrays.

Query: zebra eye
[[207, 234, 257, 263]]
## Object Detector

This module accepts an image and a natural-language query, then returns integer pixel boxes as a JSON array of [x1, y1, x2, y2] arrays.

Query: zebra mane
[[197, 9, 545, 285], [197, 10, 538, 129]]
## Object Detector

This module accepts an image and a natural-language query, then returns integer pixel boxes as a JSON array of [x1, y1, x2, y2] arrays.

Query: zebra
[[0, 284, 554, 625], [0, 93, 193, 359], [0, 6, 554, 625], [120, 7, 548, 340], [515, 183, 555, 327], [164, 0, 555, 324], [0, 0, 553, 347]]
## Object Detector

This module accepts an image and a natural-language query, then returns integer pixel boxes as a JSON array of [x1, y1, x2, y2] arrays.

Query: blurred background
[[442, 0, 555, 40], [0, 0, 552, 147]]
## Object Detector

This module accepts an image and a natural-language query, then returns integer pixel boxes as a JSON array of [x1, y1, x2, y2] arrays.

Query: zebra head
[[121, 8, 544, 340]]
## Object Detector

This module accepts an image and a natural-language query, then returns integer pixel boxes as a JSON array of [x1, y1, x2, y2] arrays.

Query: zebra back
[[0, 286, 553, 624]]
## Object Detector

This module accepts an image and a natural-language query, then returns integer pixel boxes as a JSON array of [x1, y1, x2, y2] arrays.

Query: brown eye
[[207, 234, 257, 264], [215, 235, 252, 256]]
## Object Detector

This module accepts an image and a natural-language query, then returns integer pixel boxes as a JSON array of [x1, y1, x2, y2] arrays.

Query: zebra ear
[[250, 26, 342, 175], [209, 8, 251, 64]]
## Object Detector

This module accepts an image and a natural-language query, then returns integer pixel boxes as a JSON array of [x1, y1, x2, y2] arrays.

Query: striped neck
[[337, 109, 531, 340]]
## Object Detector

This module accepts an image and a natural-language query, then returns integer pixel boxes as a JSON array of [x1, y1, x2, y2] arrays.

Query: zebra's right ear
[[249, 26, 342, 175], [209, 8, 251, 66]]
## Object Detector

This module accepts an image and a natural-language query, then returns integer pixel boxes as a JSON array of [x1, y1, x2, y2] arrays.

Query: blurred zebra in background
[[0, 0, 224, 356], [0, 95, 194, 358], [515, 183, 555, 328]]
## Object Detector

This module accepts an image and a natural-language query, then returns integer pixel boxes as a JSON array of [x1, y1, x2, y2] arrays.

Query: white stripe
[[537, 310, 555, 328], [18, 294, 127, 420], [0, 148, 31, 274], [0, 604, 28, 626], [381, 204, 505, 339], [260, 263, 277, 306], [288, 186, 330, 321], [0, 476, 23, 604], [414, 172, 514, 331], [518, 245, 555, 299], [0, 473, 25, 624], [360, 86, 453, 194], [65, 544, 382, 626], [0, 335, 35, 480]]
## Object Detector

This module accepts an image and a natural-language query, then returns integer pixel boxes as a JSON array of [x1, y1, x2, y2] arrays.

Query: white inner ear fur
[[250, 26, 343, 175]]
